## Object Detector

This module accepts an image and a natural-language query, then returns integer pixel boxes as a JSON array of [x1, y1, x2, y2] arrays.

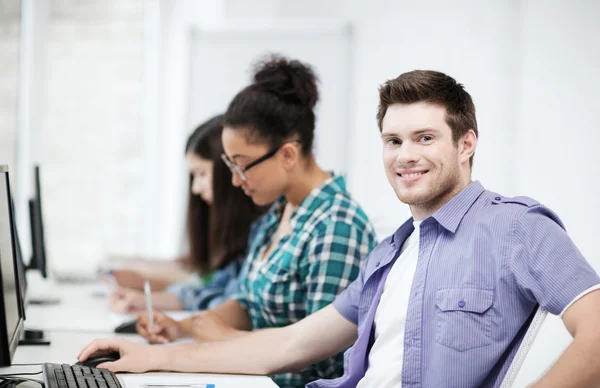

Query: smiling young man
[[78, 70, 600, 387]]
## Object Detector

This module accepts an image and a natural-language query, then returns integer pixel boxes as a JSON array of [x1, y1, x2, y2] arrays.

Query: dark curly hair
[[223, 54, 319, 156]]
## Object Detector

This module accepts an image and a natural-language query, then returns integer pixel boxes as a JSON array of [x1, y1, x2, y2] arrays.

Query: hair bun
[[251, 54, 319, 109]]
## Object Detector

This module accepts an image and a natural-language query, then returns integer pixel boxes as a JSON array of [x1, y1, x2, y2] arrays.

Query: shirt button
[[375, 262, 380, 267], [495, 196, 501, 201], [458, 299, 466, 308]]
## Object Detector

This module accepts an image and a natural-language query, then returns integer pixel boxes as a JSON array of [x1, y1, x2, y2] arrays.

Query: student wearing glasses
[[131, 55, 377, 387]]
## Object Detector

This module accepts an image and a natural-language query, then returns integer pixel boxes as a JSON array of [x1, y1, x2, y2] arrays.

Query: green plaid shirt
[[233, 175, 377, 388]]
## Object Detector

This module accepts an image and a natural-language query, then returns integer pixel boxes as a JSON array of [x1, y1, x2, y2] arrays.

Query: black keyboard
[[42, 363, 122, 388]]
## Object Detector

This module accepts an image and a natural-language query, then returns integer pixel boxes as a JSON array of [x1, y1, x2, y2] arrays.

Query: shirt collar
[[391, 218, 416, 250], [431, 180, 485, 233], [390, 181, 485, 249], [263, 173, 346, 231]]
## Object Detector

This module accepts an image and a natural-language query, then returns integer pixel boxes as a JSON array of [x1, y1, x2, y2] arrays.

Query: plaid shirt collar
[[264, 174, 347, 232]]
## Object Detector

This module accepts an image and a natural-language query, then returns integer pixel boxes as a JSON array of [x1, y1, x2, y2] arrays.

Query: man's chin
[[394, 188, 431, 206]]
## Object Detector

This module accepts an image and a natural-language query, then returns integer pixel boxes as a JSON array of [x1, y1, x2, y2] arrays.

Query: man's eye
[[419, 135, 433, 142], [386, 138, 401, 146]]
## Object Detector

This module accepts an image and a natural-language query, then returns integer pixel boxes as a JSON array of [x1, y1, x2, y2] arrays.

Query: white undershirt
[[357, 221, 421, 388]]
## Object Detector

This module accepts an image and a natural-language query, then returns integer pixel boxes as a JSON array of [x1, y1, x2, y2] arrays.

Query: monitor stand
[[18, 328, 50, 346], [25, 271, 62, 305], [26, 296, 61, 305]]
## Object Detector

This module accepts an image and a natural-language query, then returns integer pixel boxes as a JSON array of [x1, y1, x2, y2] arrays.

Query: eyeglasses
[[221, 146, 281, 182]]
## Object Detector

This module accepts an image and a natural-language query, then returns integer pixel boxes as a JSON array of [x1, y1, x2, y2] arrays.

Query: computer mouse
[[114, 319, 138, 334], [73, 351, 121, 368]]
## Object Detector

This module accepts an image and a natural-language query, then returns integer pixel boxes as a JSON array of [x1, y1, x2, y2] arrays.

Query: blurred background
[[1, 0, 599, 383]]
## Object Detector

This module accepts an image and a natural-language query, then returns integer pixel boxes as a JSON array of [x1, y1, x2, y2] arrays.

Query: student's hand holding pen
[[137, 309, 183, 344]]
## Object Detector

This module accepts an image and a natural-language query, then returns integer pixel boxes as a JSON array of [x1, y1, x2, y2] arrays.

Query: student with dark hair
[[109, 114, 265, 312], [80, 69, 600, 388]]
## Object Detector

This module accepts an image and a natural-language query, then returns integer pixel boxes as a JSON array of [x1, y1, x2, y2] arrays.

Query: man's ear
[[459, 129, 477, 165]]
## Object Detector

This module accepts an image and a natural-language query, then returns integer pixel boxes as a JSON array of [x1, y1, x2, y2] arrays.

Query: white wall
[[0, 0, 21, 171], [512, 1, 600, 385], [40, 0, 144, 276], [13, 0, 50, 265], [516, 0, 600, 265], [139, 0, 227, 258]]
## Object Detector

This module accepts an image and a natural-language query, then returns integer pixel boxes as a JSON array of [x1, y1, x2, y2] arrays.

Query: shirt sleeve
[[164, 261, 242, 311], [301, 220, 376, 317], [164, 281, 200, 311], [509, 205, 600, 316], [218, 217, 264, 313], [332, 266, 366, 325], [228, 258, 251, 311], [298, 220, 375, 381]]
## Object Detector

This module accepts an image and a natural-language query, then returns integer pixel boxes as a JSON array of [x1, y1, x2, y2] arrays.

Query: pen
[[141, 385, 215, 388], [106, 270, 119, 292], [144, 280, 154, 326]]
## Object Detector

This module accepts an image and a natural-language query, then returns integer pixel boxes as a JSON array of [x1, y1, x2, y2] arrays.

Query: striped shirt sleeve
[[509, 205, 600, 315]]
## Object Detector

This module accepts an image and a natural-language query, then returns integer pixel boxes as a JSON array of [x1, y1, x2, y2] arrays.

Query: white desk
[[3, 280, 278, 388], [24, 281, 193, 333], [1, 332, 277, 388]]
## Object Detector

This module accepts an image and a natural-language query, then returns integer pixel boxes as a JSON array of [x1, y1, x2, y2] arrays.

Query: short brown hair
[[377, 70, 478, 166]]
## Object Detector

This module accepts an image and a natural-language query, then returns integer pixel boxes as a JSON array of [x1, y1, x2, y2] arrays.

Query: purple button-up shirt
[[308, 181, 600, 388]]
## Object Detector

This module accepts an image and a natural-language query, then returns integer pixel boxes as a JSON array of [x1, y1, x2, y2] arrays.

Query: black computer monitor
[[10, 198, 27, 321], [27, 165, 47, 278], [7, 174, 51, 344], [0, 165, 26, 366]]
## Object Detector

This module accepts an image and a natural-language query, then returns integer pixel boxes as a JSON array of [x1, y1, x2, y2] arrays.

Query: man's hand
[[76, 338, 165, 373], [137, 310, 183, 344]]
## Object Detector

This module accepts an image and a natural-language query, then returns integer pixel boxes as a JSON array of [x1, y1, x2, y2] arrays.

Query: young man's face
[[381, 102, 472, 218]]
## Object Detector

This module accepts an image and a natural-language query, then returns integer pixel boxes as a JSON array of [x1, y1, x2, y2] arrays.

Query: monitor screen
[[28, 165, 47, 278], [0, 166, 25, 365], [11, 197, 27, 319]]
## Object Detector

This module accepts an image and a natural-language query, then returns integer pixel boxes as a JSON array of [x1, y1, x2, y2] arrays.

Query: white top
[[357, 221, 421, 388]]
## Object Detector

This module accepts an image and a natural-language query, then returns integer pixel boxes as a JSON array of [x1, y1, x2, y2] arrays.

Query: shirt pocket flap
[[435, 288, 493, 313]]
